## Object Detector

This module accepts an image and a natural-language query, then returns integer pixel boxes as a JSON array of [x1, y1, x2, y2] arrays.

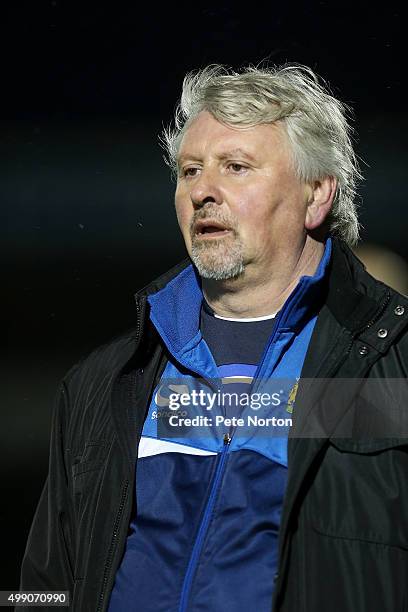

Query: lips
[[194, 219, 231, 235]]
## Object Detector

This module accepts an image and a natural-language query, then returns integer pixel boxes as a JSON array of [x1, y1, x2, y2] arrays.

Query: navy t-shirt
[[200, 298, 277, 371]]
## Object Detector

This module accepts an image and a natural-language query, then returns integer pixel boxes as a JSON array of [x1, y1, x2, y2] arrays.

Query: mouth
[[193, 219, 233, 239]]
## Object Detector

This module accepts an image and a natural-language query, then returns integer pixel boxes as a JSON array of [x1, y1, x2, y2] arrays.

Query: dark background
[[2, 0, 407, 590]]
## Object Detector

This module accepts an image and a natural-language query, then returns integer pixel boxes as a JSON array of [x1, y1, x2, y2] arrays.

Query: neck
[[202, 235, 325, 319]]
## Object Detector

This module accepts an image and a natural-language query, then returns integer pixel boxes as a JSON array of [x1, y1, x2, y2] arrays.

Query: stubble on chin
[[190, 233, 245, 280]]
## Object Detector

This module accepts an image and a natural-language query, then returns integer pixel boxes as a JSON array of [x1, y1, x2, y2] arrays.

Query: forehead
[[177, 111, 289, 162]]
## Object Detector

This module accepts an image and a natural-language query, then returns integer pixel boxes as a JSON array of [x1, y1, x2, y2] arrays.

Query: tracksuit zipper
[[179, 433, 232, 612], [178, 284, 301, 611]]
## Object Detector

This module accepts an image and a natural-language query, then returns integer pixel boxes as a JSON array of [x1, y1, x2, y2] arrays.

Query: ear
[[305, 176, 337, 231]]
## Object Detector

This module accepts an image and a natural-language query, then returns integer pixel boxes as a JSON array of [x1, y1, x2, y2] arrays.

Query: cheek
[[233, 186, 276, 232], [175, 197, 191, 233]]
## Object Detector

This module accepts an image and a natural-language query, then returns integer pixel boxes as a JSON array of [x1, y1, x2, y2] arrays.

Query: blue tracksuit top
[[108, 238, 332, 612]]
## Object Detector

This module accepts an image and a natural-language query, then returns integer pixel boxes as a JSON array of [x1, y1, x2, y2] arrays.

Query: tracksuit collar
[[147, 238, 332, 358]]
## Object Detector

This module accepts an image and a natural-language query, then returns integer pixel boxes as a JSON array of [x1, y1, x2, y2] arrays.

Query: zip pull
[[223, 433, 231, 445]]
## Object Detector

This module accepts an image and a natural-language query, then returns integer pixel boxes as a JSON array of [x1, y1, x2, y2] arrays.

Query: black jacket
[[20, 238, 408, 611]]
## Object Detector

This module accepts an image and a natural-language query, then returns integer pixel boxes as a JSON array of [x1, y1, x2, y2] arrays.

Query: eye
[[227, 162, 248, 173], [182, 167, 200, 178]]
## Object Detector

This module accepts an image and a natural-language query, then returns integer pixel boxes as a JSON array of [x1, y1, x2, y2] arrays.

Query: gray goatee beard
[[190, 234, 245, 280]]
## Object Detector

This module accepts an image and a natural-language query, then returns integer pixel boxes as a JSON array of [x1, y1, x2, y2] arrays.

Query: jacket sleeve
[[19, 379, 75, 599]]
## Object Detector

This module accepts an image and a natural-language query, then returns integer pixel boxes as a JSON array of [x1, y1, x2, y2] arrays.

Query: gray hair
[[160, 63, 362, 246]]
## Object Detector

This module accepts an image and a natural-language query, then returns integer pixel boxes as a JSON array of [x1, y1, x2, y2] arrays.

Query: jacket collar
[[324, 238, 388, 333]]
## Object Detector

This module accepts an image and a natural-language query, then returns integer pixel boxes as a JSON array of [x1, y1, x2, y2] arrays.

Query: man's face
[[175, 111, 312, 282]]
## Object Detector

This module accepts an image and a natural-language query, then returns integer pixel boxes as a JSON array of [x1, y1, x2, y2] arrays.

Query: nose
[[190, 168, 223, 209]]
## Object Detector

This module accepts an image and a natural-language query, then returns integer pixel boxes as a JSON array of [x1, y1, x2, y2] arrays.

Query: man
[[20, 64, 408, 611]]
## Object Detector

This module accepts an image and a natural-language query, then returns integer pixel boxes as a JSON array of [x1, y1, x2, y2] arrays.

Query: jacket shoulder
[[62, 328, 137, 385], [48, 326, 142, 458]]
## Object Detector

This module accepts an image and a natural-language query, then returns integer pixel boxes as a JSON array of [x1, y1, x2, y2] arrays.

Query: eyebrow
[[177, 148, 258, 167]]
